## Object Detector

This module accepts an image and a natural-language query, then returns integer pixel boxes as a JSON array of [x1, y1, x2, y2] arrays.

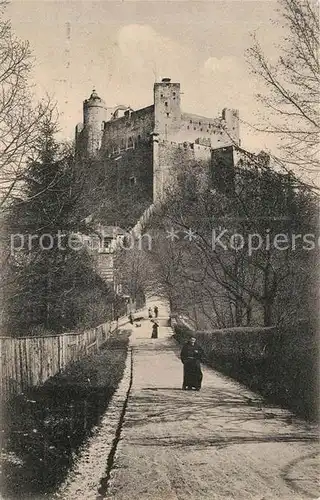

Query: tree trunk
[[263, 300, 273, 327], [246, 303, 252, 326], [235, 298, 242, 326]]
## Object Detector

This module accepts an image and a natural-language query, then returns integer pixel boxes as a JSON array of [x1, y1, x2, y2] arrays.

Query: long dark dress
[[151, 323, 158, 338], [180, 342, 203, 390]]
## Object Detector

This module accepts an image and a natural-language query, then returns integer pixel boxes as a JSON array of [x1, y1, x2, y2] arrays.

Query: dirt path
[[106, 300, 319, 500]]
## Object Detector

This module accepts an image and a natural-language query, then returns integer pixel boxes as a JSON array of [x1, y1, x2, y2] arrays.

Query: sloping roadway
[[106, 299, 319, 500]]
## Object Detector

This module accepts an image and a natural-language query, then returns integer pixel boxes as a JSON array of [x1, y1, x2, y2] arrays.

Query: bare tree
[[146, 150, 317, 328], [0, 2, 52, 206], [247, 0, 320, 176]]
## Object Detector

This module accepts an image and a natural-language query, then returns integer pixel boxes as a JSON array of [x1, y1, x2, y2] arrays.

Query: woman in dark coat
[[180, 336, 204, 390], [151, 322, 158, 338]]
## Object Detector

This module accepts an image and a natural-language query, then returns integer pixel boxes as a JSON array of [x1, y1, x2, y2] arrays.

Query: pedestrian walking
[[128, 313, 133, 325], [148, 307, 153, 319], [154, 305, 158, 318], [180, 336, 204, 390], [151, 322, 158, 339]]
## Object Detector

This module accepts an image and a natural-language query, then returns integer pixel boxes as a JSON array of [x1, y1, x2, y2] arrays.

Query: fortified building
[[75, 78, 240, 203]]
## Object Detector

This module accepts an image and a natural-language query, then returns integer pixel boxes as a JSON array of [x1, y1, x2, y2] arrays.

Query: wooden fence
[[0, 319, 118, 403]]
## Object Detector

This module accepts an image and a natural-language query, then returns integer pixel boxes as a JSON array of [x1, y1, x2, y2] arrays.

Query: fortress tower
[[154, 78, 181, 139], [76, 90, 108, 157]]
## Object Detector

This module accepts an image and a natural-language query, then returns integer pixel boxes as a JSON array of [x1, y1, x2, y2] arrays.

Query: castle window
[[166, 112, 170, 117], [200, 128, 203, 131], [165, 101, 168, 107], [160, 93, 164, 98], [199, 122, 201, 125], [101, 122, 105, 131], [129, 176, 136, 186], [173, 92, 176, 96], [189, 120, 192, 124], [208, 124, 211, 128]]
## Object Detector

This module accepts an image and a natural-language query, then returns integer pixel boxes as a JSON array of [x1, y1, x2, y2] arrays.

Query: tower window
[[173, 92, 176, 96], [165, 101, 168, 107], [190, 120, 192, 124], [199, 122, 201, 126], [160, 93, 164, 98], [166, 112, 170, 117]]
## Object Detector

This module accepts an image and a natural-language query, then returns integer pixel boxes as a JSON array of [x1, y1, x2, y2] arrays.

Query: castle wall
[[211, 146, 236, 195], [101, 105, 154, 155], [154, 139, 211, 201], [96, 141, 154, 227], [109, 142, 153, 195], [169, 110, 240, 149]]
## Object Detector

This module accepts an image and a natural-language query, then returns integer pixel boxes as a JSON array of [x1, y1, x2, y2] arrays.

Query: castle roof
[[89, 89, 100, 100]]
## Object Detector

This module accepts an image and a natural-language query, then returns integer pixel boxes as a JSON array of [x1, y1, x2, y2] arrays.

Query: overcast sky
[[8, 1, 283, 152]]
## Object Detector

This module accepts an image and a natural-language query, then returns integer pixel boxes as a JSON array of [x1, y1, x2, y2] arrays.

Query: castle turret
[[154, 78, 181, 139], [83, 89, 108, 157]]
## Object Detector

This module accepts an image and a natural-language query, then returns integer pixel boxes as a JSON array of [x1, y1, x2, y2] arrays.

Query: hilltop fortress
[[75, 78, 240, 204]]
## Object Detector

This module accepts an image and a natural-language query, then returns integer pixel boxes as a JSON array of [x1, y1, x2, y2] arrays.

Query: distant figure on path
[[154, 306, 158, 318], [128, 313, 133, 325], [148, 307, 153, 319], [180, 336, 203, 390], [151, 322, 158, 339]]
